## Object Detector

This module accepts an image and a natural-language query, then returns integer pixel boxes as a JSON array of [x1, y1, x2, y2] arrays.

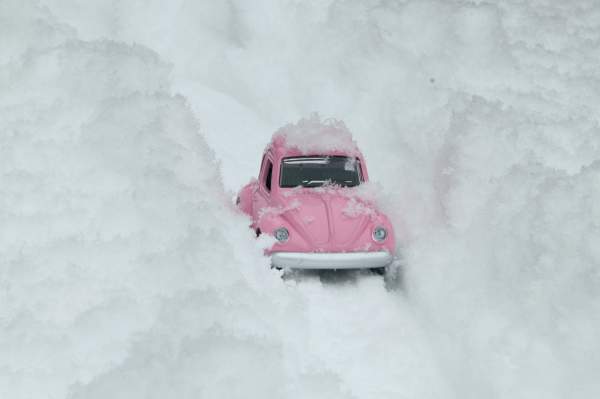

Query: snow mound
[[0, 7, 292, 398], [409, 159, 600, 397], [272, 114, 361, 156]]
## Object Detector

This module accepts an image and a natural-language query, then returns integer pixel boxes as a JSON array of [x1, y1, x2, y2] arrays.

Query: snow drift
[[0, 4, 290, 398], [2, 0, 600, 398]]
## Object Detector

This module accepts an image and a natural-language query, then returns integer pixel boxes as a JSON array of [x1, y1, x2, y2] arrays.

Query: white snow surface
[[2, 1, 600, 398], [273, 114, 362, 156]]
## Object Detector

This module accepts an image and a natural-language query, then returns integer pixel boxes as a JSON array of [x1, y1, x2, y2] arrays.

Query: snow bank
[[407, 97, 600, 397], [0, 4, 292, 398]]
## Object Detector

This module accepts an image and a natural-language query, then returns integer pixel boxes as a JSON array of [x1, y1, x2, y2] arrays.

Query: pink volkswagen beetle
[[237, 116, 396, 273]]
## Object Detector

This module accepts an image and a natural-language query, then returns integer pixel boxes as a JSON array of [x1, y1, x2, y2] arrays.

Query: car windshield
[[280, 156, 361, 188]]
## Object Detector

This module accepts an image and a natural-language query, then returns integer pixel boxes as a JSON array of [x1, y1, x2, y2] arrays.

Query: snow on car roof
[[270, 114, 362, 157]]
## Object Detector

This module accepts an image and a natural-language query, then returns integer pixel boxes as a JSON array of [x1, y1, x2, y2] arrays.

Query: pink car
[[237, 117, 396, 272]]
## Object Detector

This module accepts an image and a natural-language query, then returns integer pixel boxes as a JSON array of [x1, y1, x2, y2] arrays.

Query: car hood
[[271, 189, 382, 250]]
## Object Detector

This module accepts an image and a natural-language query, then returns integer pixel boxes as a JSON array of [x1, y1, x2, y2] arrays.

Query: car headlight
[[274, 227, 289, 242], [372, 226, 387, 242]]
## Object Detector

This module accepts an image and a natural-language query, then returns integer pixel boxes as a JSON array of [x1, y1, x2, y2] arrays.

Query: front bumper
[[271, 251, 393, 270]]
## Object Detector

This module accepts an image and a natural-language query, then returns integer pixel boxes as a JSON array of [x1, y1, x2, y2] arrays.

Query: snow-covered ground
[[2, 1, 600, 398]]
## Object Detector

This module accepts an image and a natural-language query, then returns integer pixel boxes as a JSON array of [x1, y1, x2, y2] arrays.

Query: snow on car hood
[[261, 185, 384, 249]]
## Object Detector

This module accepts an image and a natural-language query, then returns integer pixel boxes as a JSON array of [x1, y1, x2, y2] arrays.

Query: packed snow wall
[[0, 3, 296, 398], [2, 0, 600, 398]]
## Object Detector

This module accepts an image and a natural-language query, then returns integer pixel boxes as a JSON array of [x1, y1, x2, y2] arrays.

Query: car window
[[265, 160, 273, 192], [259, 154, 266, 176], [280, 156, 361, 188], [357, 160, 364, 181]]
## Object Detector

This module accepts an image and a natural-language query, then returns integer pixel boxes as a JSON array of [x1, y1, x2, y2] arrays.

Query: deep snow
[[2, 0, 600, 398]]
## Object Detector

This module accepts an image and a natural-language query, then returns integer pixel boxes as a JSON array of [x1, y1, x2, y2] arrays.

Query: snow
[[341, 197, 376, 220], [258, 199, 302, 221], [2, 1, 600, 398], [272, 114, 361, 156]]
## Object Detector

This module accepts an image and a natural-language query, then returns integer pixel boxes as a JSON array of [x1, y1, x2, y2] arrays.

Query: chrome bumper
[[271, 251, 393, 269]]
